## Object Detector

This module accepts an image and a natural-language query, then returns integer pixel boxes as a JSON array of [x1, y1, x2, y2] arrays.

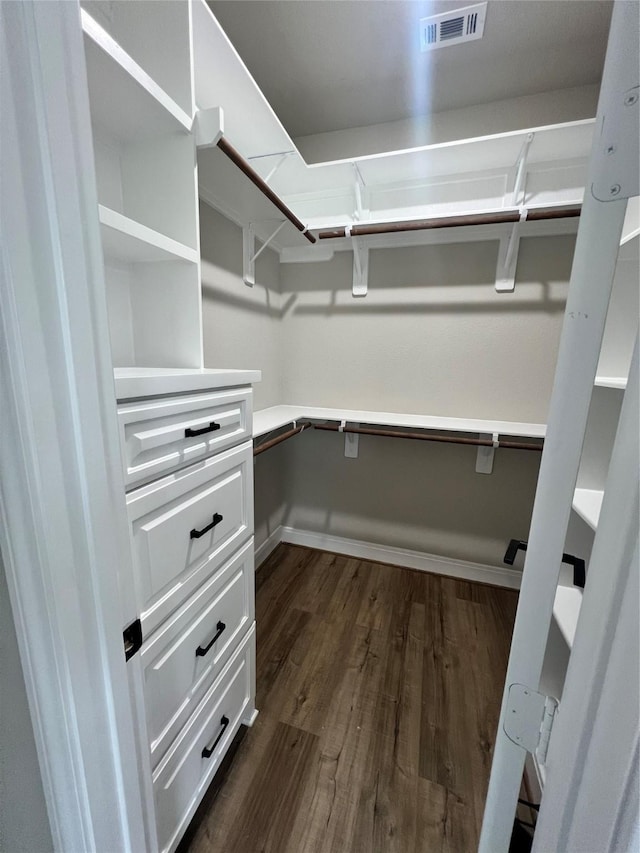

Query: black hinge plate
[[123, 618, 142, 661]]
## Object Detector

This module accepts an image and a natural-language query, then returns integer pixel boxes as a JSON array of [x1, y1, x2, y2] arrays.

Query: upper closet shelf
[[82, 9, 191, 143], [193, 2, 592, 255], [253, 405, 546, 441], [99, 206, 198, 265]]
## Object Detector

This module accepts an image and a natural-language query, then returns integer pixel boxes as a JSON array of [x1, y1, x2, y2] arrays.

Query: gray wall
[[0, 553, 54, 853], [200, 202, 283, 411], [200, 205, 575, 567]]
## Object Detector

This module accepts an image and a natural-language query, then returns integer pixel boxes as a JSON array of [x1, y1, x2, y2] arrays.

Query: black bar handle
[[201, 715, 230, 759], [185, 421, 221, 438], [504, 539, 528, 565], [190, 512, 223, 539], [195, 621, 226, 657], [504, 539, 586, 588]]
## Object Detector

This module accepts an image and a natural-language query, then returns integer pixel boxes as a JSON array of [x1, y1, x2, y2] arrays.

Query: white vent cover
[[420, 2, 487, 52]]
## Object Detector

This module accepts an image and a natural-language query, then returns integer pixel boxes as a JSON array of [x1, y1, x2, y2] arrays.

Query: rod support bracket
[[496, 209, 527, 292], [352, 237, 369, 297], [476, 432, 499, 474], [243, 220, 287, 286]]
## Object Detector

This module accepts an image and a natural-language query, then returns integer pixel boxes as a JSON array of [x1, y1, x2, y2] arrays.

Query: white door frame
[[1, 2, 144, 850], [480, 1, 639, 849]]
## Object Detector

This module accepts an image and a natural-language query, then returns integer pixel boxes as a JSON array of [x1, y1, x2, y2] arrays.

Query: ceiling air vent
[[420, 2, 487, 51]]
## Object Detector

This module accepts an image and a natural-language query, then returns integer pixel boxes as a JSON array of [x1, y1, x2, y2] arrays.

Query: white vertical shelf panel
[[572, 488, 604, 530]]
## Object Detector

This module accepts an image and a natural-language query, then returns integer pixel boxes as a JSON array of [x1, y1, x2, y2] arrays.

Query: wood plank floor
[[182, 544, 518, 853]]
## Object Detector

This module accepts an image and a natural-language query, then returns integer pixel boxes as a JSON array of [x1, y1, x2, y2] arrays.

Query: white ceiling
[[208, 0, 612, 139]]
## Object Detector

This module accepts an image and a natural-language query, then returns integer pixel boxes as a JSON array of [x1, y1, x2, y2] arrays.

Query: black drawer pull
[[504, 539, 586, 588], [190, 512, 223, 539], [195, 621, 226, 657], [185, 421, 221, 438], [201, 715, 230, 759]]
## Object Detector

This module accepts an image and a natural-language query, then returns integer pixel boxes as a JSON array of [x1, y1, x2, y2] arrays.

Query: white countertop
[[114, 367, 262, 400]]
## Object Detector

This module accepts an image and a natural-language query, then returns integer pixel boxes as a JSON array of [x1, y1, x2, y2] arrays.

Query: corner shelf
[[82, 9, 191, 143], [572, 487, 603, 531], [253, 404, 546, 441], [99, 206, 198, 265]]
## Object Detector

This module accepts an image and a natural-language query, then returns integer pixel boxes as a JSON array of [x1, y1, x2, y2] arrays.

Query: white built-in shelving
[[253, 404, 545, 441], [552, 585, 583, 649], [191, 0, 591, 254], [81, 1, 203, 370]]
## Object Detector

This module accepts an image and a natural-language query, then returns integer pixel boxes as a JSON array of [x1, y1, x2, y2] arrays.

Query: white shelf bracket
[[496, 209, 527, 292], [243, 221, 287, 286], [352, 236, 369, 297], [342, 422, 360, 458], [194, 106, 224, 149], [476, 432, 499, 474], [352, 163, 370, 222], [512, 132, 534, 207], [263, 152, 293, 185]]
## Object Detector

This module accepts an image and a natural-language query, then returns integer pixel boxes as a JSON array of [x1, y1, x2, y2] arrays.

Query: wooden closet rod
[[316, 205, 581, 240], [216, 137, 316, 244], [253, 422, 313, 456], [313, 422, 544, 452]]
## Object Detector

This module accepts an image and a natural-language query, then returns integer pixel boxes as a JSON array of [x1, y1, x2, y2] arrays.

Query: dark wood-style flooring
[[183, 544, 518, 853]]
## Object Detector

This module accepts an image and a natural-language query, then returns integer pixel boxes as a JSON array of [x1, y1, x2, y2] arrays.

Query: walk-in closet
[[1, 1, 638, 853]]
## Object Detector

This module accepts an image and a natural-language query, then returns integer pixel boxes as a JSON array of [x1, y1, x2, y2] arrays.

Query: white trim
[[0, 3, 145, 850], [256, 526, 521, 589], [255, 525, 285, 568]]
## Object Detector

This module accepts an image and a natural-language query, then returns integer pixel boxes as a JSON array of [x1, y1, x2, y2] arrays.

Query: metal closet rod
[[313, 422, 544, 451], [316, 204, 582, 240], [216, 137, 316, 244], [253, 420, 544, 455], [253, 422, 313, 456]]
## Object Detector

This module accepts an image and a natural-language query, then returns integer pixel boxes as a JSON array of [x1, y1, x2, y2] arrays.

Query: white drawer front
[[141, 538, 255, 768], [127, 441, 254, 636], [118, 388, 252, 489], [153, 625, 255, 853]]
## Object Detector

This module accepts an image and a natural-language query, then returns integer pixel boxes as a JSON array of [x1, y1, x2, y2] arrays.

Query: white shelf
[[253, 404, 546, 440], [99, 206, 198, 265], [572, 487, 604, 530], [553, 585, 583, 648], [114, 368, 262, 400], [82, 9, 191, 143], [594, 376, 627, 390]]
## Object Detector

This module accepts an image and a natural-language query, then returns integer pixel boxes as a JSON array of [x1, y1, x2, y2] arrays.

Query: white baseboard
[[255, 524, 521, 589], [254, 525, 284, 568]]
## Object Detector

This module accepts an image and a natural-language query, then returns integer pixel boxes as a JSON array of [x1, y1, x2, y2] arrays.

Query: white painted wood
[[552, 585, 583, 648], [80, 0, 194, 118], [194, 106, 224, 149], [620, 195, 640, 244], [99, 205, 199, 264], [253, 404, 546, 440], [127, 441, 254, 637], [114, 368, 261, 400], [576, 386, 624, 492], [0, 1, 146, 848], [572, 487, 604, 530], [594, 375, 627, 389], [596, 234, 639, 383], [152, 626, 256, 853], [255, 525, 286, 568], [117, 387, 253, 488], [533, 341, 638, 852], [278, 526, 522, 590], [140, 538, 254, 768], [480, 1, 635, 844], [82, 8, 191, 141]]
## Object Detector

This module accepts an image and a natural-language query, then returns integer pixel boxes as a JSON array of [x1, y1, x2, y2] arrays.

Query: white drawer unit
[[127, 440, 254, 636], [117, 387, 253, 489], [152, 625, 256, 853], [141, 538, 255, 768]]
